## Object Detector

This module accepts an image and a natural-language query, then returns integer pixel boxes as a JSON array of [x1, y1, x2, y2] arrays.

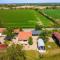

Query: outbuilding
[[52, 32, 60, 45], [0, 44, 7, 50], [0, 28, 6, 36]]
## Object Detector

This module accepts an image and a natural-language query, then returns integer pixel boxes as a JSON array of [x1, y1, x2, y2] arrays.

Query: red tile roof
[[53, 32, 60, 41], [18, 32, 32, 41], [0, 28, 6, 33], [0, 44, 7, 49]]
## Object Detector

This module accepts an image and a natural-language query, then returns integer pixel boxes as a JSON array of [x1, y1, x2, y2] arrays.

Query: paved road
[[43, 28, 60, 30]]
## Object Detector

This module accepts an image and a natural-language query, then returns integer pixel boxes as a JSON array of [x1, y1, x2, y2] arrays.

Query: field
[[43, 9, 60, 19], [35, 11, 54, 27], [25, 50, 60, 60], [0, 9, 54, 28]]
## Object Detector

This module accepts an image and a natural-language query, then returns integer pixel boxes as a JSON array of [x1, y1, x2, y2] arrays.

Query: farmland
[[0, 9, 54, 28], [43, 9, 60, 19], [0, 9, 37, 28], [25, 50, 60, 60]]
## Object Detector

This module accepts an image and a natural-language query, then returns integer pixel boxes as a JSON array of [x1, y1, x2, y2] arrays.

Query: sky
[[0, 0, 60, 4]]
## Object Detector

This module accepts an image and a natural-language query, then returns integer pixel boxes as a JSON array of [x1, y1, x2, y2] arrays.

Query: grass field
[[43, 9, 60, 19], [35, 11, 54, 27], [0, 9, 37, 28], [25, 50, 60, 60], [0, 9, 54, 28]]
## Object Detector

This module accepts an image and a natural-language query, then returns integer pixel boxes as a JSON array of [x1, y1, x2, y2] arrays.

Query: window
[[38, 46, 45, 50], [59, 41, 60, 44], [24, 40, 27, 41]]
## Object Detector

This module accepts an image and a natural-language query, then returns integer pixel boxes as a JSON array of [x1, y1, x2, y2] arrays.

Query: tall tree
[[0, 44, 26, 60], [39, 30, 48, 42]]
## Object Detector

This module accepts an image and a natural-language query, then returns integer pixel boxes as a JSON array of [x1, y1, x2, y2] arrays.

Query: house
[[18, 32, 32, 45], [0, 28, 6, 36], [32, 30, 41, 36], [0, 28, 6, 44], [37, 39, 46, 53], [52, 32, 60, 45]]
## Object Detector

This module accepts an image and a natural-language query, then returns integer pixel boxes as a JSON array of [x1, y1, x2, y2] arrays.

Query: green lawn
[[40, 54, 60, 60], [43, 9, 60, 19], [0, 9, 54, 28], [25, 50, 39, 60], [25, 50, 60, 60]]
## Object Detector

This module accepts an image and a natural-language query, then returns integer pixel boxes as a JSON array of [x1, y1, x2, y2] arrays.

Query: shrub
[[35, 24, 42, 30], [28, 37, 33, 45]]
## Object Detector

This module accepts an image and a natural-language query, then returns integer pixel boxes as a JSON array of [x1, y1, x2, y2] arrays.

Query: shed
[[0, 28, 6, 36], [52, 32, 60, 45], [0, 44, 7, 50]]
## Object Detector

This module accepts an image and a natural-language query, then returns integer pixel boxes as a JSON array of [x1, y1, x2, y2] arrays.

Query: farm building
[[52, 32, 60, 45], [0, 44, 7, 50], [18, 32, 32, 45], [0, 28, 6, 36], [37, 39, 46, 53], [32, 30, 41, 36]]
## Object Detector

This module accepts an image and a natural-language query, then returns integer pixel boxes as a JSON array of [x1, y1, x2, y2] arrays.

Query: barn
[[0, 44, 7, 50], [0, 28, 6, 36], [52, 32, 60, 46]]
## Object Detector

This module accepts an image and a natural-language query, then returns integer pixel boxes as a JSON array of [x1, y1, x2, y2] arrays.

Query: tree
[[4, 40, 11, 46], [28, 37, 33, 45], [7, 44, 25, 60], [20, 27, 23, 31], [46, 7, 49, 9], [4, 27, 14, 41], [52, 6, 57, 9], [5, 27, 13, 36], [34, 8, 38, 11], [35, 24, 42, 30], [39, 30, 48, 43], [0, 44, 26, 60]]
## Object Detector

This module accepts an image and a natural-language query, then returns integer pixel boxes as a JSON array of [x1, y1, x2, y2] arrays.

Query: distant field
[[0, 9, 54, 28], [43, 9, 60, 19]]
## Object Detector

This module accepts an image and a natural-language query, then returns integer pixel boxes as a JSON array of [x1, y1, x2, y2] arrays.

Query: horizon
[[0, 0, 60, 4]]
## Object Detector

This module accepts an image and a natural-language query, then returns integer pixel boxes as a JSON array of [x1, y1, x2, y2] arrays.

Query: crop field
[[0, 9, 54, 28], [43, 9, 60, 19]]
